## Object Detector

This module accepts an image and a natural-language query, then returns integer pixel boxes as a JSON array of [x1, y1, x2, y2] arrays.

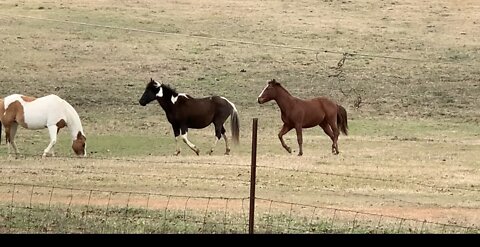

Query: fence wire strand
[[0, 180, 478, 233], [1, 13, 477, 67]]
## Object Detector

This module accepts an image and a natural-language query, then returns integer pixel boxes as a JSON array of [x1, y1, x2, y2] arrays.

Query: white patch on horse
[[1, 94, 86, 157], [171, 93, 188, 104], [156, 87, 163, 98], [258, 85, 268, 99], [3, 94, 24, 110], [181, 133, 195, 148], [221, 97, 238, 112], [153, 81, 161, 88]]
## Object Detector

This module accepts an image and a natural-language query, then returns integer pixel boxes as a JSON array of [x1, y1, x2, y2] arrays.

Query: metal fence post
[[249, 118, 258, 234]]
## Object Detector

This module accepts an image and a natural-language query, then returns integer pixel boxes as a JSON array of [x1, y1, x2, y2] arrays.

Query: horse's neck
[[274, 88, 295, 112], [63, 101, 84, 140], [156, 98, 177, 120], [157, 98, 172, 112]]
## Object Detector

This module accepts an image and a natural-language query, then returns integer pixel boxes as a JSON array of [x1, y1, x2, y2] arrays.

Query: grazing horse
[[0, 94, 87, 158], [139, 78, 240, 155], [257, 79, 348, 156]]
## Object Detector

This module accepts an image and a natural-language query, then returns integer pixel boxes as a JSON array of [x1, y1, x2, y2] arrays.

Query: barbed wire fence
[[1, 147, 479, 234], [253, 198, 478, 234], [3, 151, 479, 194], [0, 179, 478, 234], [0, 181, 251, 234]]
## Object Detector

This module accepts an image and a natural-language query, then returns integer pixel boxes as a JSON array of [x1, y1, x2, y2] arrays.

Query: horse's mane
[[148, 79, 179, 97], [150, 79, 194, 100], [161, 84, 179, 97], [268, 79, 280, 86], [268, 79, 292, 96]]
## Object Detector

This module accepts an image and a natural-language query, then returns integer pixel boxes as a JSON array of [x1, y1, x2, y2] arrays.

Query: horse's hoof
[[42, 152, 54, 158], [208, 150, 213, 155], [195, 149, 200, 156], [224, 151, 230, 155], [298, 152, 303, 156], [286, 147, 292, 153], [174, 151, 181, 156]]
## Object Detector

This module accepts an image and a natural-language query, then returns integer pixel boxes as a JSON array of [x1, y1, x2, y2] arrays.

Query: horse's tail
[[231, 108, 240, 145], [0, 98, 4, 144], [0, 98, 2, 144], [222, 97, 240, 145], [337, 104, 348, 136]]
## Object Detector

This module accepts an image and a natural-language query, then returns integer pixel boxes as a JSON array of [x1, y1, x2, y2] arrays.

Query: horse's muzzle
[[139, 100, 147, 106], [257, 97, 265, 104]]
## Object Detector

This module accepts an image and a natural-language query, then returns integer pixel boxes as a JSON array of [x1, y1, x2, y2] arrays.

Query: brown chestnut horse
[[257, 79, 348, 156]]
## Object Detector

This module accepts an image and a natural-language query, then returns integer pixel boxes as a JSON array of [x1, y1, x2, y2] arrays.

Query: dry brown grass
[[0, 0, 479, 231]]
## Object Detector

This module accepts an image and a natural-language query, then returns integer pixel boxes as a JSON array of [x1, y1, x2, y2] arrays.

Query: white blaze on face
[[171, 93, 188, 104], [258, 85, 268, 98]]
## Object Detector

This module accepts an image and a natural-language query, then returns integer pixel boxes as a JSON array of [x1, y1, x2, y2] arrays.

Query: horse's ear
[[272, 79, 276, 83], [150, 78, 154, 82]]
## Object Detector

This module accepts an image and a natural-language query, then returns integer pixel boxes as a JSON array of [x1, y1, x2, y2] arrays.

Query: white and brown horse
[[0, 94, 87, 158], [139, 78, 240, 156]]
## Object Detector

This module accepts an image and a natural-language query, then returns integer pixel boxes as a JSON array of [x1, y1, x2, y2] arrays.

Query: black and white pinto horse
[[139, 79, 240, 155]]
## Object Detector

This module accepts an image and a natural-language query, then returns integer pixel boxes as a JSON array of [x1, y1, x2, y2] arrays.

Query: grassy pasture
[[0, 0, 479, 233]]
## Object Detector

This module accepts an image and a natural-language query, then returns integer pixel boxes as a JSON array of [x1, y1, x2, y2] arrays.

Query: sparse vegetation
[[0, 0, 479, 233]]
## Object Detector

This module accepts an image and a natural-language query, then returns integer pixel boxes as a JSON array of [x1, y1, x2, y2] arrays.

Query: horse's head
[[139, 78, 163, 106], [257, 79, 280, 104], [72, 131, 87, 157]]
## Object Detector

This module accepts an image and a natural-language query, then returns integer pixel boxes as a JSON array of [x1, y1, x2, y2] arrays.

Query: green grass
[[0, 204, 245, 234], [0, 134, 174, 158], [1, 117, 478, 158], [3, 203, 475, 234], [348, 118, 480, 140]]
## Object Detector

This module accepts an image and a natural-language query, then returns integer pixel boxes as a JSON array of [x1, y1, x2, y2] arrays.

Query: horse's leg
[[278, 124, 293, 154], [6, 123, 19, 158], [208, 123, 222, 155], [295, 125, 304, 156], [4, 123, 11, 157], [327, 118, 340, 155], [180, 127, 200, 155], [173, 127, 181, 156], [42, 125, 58, 158], [319, 121, 335, 154], [221, 126, 230, 155]]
